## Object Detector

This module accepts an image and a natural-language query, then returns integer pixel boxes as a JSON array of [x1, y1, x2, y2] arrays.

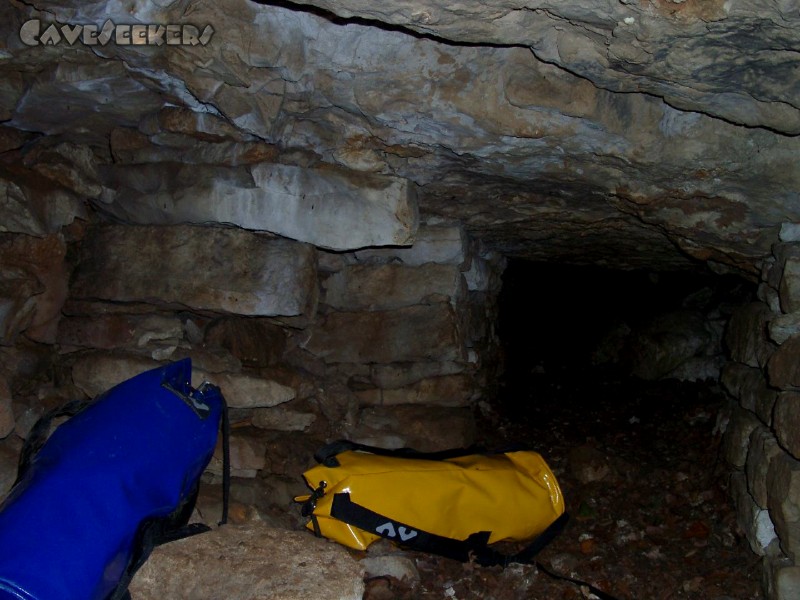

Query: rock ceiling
[[2, 0, 799, 276]]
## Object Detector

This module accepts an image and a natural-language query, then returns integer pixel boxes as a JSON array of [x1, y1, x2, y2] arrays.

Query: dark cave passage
[[459, 260, 765, 599]]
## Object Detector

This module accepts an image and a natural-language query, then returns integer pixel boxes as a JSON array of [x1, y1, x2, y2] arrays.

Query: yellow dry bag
[[296, 440, 567, 566]]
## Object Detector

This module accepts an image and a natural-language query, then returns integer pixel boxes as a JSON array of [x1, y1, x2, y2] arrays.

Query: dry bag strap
[[329, 492, 567, 567], [314, 440, 485, 467], [330, 493, 493, 563], [15, 399, 90, 485], [330, 494, 618, 599]]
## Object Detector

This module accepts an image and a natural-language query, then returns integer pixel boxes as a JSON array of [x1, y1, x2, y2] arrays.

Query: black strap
[[329, 493, 620, 599], [330, 492, 565, 567], [15, 399, 90, 485], [218, 388, 231, 526], [314, 440, 488, 466]]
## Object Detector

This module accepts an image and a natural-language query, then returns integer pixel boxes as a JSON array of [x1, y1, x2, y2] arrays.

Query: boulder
[[128, 523, 364, 600]]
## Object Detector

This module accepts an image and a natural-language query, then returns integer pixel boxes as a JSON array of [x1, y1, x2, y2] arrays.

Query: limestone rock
[[353, 405, 475, 451], [128, 523, 365, 600], [721, 363, 778, 426], [0, 233, 69, 344], [767, 451, 800, 562], [304, 303, 464, 364], [99, 162, 419, 251], [726, 303, 777, 369], [323, 263, 465, 311], [0, 166, 87, 236], [781, 224, 800, 244], [193, 371, 296, 410], [775, 393, 800, 460], [768, 335, 800, 390], [0, 437, 21, 501], [628, 310, 718, 380], [770, 312, 800, 346], [780, 255, 800, 315], [57, 314, 184, 353], [722, 406, 761, 469], [11, 59, 162, 147], [251, 408, 316, 432], [354, 224, 468, 267], [764, 556, 800, 600], [354, 374, 476, 407], [71, 353, 295, 408], [732, 472, 779, 558], [1, 1, 798, 275], [208, 432, 266, 478], [23, 141, 102, 199], [70, 354, 162, 398], [204, 318, 287, 368], [70, 224, 318, 318], [774, 565, 800, 600], [361, 555, 420, 584], [0, 375, 14, 439], [747, 426, 784, 509], [369, 361, 466, 389]]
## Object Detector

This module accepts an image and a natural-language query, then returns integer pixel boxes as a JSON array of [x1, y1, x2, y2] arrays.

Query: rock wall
[[0, 201, 505, 512], [722, 236, 800, 599]]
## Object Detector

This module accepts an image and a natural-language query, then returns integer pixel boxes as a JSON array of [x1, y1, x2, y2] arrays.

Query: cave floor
[[363, 371, 764, 600]]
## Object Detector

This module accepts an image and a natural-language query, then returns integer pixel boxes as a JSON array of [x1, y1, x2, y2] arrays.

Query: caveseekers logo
[[20, 19, 214, 47]]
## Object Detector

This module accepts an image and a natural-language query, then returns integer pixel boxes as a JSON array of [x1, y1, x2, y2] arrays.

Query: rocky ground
[[361, 369, 764, 600]]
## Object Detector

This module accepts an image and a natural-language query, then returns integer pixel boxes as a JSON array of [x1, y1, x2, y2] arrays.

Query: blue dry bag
[[0, 358, 229, 600]]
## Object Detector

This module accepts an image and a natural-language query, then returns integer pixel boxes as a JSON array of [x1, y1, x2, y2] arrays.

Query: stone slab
[[0, 166, 87, 236], [70, 353, 295, 409], [57, 314, 184, 353], [354, 374, 476, 407], [723, 406, 762, 469], [304, 303, 464, 364], [368, 361, 466, 389], [747, 426, 784, 509], [769, 311, 800, 345], [721, 363, 778, 425], [725, 302, 776, 369], [353, 224, 468, 267], [768, 334, 800, 390], [129, 523, 364, 600], [100, 162, 418, 251], [70, 224, 317, 318], [354, 405, 476, 452], [323, 263, 464, 311], [0, 233, 69, 344], [780, 255, 800, 315], [774, 392, 800, 460]]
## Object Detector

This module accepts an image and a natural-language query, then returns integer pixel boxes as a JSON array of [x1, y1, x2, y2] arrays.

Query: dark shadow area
[[458, 259, 765, 599], [497, 259, 754, 387]]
